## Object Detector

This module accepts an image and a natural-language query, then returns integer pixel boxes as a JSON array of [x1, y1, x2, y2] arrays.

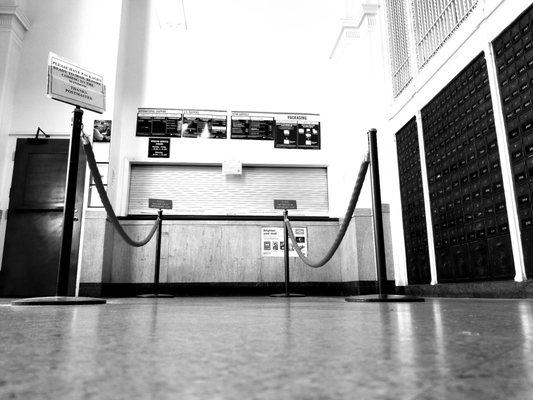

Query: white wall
[[10, 0, 122, 134], [0, 0, 29, 268], [1, 0, 395, 279], [109, 0, 393, 217], [1, 0, 394, 217], [0, 0, 122, 266]]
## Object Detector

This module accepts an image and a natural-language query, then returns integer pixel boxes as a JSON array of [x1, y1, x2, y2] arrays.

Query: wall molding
[[0, 5, 30, 43], [386, 0, 511, 123], [8, 131, 70, 138], [330, 2, 380, 59]]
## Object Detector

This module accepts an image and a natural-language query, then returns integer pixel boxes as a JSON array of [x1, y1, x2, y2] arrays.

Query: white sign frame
[[47, 52, 106, 114]]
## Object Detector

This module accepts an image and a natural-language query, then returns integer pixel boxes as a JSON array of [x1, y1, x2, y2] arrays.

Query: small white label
[[222, 160, 242, 175]]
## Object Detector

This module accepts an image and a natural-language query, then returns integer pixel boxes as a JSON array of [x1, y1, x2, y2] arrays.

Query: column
[[0, 1, 30, 267]]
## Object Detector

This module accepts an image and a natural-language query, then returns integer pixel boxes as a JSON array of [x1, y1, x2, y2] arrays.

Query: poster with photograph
[[93, 120, 112, 142], [182, 109, 227, 139], [261, 227, 307, 257]]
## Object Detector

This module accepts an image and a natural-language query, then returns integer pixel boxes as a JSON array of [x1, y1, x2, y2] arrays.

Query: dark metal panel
[[395, 117, 431, 284], [421, 53, 515, 282], [493, 2, 533, 277]]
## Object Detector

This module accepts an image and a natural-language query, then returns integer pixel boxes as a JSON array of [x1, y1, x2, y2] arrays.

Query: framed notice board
[[231, 111, 275, 140], [182, 110, 227, 139], [136, 108, 182, 137], [296, 121, 320, 149], [148, 138, 170, 158], [274, 114, 320, 149]]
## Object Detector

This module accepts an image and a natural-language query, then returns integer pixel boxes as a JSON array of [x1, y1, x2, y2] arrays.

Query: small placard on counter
[[148, 198, 173, 209], [261, 227, 307, 257], [274, 199, 297, 210], [148, 138, 170, 158]]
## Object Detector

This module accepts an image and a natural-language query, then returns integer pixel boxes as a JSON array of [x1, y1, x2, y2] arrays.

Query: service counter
[[79, 207, 394, 296]]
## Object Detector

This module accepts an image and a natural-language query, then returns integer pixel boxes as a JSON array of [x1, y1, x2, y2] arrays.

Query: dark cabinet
[[396, 118, 431, 284], [493, 2, 533, 277], [421, 53, 514, 282]]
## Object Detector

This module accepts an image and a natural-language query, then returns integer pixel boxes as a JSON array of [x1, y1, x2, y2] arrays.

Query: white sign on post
[[47, 52, 105, 114], [261, 227, 308, 257]]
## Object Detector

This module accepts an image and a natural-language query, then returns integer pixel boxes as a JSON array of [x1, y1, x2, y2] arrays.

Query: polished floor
[[0, 297, 532, 400]]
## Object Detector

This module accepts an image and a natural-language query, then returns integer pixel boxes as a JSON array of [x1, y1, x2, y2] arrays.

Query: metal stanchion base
[[269, 293, 306, 298], [137, 294, 174, 298], [11, 296, 106, 306], [345, 294, 424, 302]]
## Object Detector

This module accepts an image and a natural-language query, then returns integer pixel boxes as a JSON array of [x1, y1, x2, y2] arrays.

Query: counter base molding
[[79, 281, 398, 297]]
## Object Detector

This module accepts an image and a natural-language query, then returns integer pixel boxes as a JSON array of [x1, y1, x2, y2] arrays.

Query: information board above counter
[[136, 108, 182, 137], [182, 109, 227, 139], [274, 114, 320, 150], [135, 108, 320, 149], [148, 138, 170, 158], [231, 111, 275, 140]]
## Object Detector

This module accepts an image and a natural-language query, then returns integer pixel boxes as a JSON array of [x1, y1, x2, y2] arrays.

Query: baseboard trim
[[399, 280, 533, 298], [79, 281, 397, 297]]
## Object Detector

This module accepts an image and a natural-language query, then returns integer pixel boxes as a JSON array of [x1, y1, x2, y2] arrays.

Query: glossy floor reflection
[[0, 297, 532, 400]]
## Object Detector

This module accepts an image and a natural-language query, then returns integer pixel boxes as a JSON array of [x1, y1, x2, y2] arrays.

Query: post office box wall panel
[[421, 53, 515, 282], [493, 2, 533, 277], [395, 118, 431, 284]]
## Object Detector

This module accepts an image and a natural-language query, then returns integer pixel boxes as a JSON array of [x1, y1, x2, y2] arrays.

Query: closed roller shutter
[[128, 164, 329, 216]]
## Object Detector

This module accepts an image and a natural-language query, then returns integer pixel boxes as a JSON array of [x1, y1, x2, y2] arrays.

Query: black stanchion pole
[[368, 128, 388, 297], [283, 209, 290, 296], [56, 106, 83, 296], [270, 209, 305, 298], [138, 210, 173, 298], [12, 106, 106, 305], [154, 209, 163, 293], [346, 129, 424, 303]]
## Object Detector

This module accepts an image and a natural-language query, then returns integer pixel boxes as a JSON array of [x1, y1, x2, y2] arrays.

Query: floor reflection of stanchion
[[138, 209, 174, 298], [270, 209, 305, 298], [346, 129, 424, 303]]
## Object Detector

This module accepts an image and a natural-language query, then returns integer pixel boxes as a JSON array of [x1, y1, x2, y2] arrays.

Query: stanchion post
[[154, 209, 163, 294], [368, 128, 388, 297], [138, 210, 173, 298], [270, 209, 305, 297], [284, 209, 290, 296], [345, 128, 424, 303], [56, 106, 83, 296]]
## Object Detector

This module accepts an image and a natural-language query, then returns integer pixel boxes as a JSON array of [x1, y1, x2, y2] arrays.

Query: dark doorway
[[0, 138, 86, 297]]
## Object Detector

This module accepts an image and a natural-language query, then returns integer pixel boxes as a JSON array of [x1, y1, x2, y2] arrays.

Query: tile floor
[[0, 297, 532, 400]]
